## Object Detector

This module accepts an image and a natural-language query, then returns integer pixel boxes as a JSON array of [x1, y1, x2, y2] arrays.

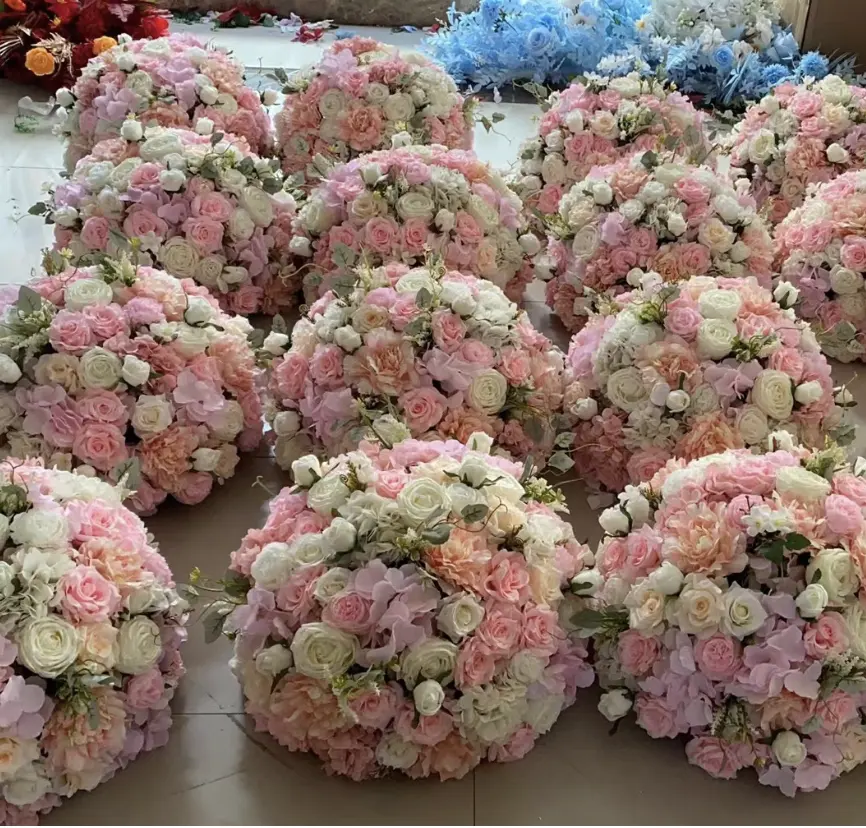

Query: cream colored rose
[[77, 347, 122, 390], [572, 225, 601, 259], [17, 616, 79, 678], [806, 548, 859, 604], [384, 92, 415, 122], [64, 278, 113, 311], [132, 395, 173, 437], [697, 319, 737, 360], [241, 186, 274, 227], [195, 255, 226, 289], [624, 582, 666, 635], [211, 400, 244, 441], [775, 466, 831, 502], [396, 191, 435, 221], [397, 478, 451, 524], [290, 622, 358, 680], [830, 266, 864, 295], [34, 354, 80, 393], [748, 129, 776, 164], [77, 621, 119, 671], [670, 575, 723, 635], [720, 584, 767, 638], [116, 615, 162, 674], [698, 288, 742, 321], [318, 88, 346, 119], [400, 637, 458, 688], [158, 237, 200, 277], [467, 370, 507, 414], [227, 208, 255, 241], [376, 733, 420, 770], [437, 593, 485, 641], [736, 405, 769, 445], [606, 367, 649, 412], [306, 474, 351, 515], [589, 111, 618, 139], [751, 370, 794, 421], [697, 218, 736, 253], [541, 153, 567, 185]]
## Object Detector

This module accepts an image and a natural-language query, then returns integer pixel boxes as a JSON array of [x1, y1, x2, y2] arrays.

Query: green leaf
[[28, 202, 47, 216], [547, 451, 574, 473], [570, 608, 605, 634], [554, 431, 575, 449], [247, 329, 265, 349], [199, 158, 219, 180], [261, 177, 282, 194], [570, 578, 596, 594], [403, 317, 426, 338], [210, 131, 225, 146], [683, 125, 702, 147], [461, 504, 489, 524], [759, 538, 785, 566], [640, 150, 658, 170], [112, 457, 141, 491], [223, 570, 251, 600], [16, 285, 43, 315], [830, 423, 857, 447], [784, 532, 811, 551], [421, 523, 452, 545], [491, 112, 506, 124], [415, 287, 433, 310], [331, 242, 357, 271], [272, 314, 288, 335], [201, 601, 233, 644], [523, 417, 546, 444]]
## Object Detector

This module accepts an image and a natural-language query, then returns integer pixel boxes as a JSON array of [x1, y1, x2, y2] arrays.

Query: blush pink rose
[[80, 216, 111, 250], [617, 629, 661, 676], [310, 345, 345, 390], [56, 565, 121, 623], [389, 295, 421, 331], [816, 690, 859, 733], [498, 347, 532, 384], [520, 605, 561, 657], [173, 471, 214, 505], [43, 400, 82, 449], [454, 212, 483, 244], [841, 239, 866, 271], [635, 695, 680, 739], [768, 347, 805, 382], [804, 611, 849, 658], [431, 311, 466, 354], [83, 305, 128, 341], [394, 703, 452, 746], [824, 494, 864, 537], [624, 526, 661, 579], [664, 300, 702, 338], [123, 209, 168, 240], [401, 387, 447, 433], [194, 192, 234, 223], [322, 590, 374, 634], [459, 340, 495, 368], [374, 469, 407, 498], [364, 217, 399, 254], [694, 633, 742, 681], [49, 310, 95, 355], [274, 352, 309, 400], [455, 637, 496, 688], [598, 537, 628, 578], [184, 216, 224, 254], [487, 724, 536, 762], [72, 422, 128, 471], [125, 667, 166, 711], [475, 603, 521, 656], [833, 473, 866, 507], [346, 683, 402, 730], [402, 218, 430, 253], [677, 242, 712, 276], [483, 551, 531, 605], [685, 736, 747, 779], [77, 390, 130, 428]]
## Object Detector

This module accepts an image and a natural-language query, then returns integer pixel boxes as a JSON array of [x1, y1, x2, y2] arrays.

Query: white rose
[[466, 432, 494, 454], [313, 567, 351, 603], [565, 109, 584, 132], [736, 405, 769, 445], [589, 111, 618, 139], [263, 332, 289, 355], [624, 582, 666, 635], [519, 233, 541, 256], [671, 575, 723, 635], [334, 326, 362, 352], [413, 679, 445, 716], [794, 380, 824, 406], [806, 548, 859, 604], [17, 617, 78, 678], [748, 129, 776, 164], [291, 622, 358, 680], [646, 561, 684, 596], [0, 355, 21, 385], [195, 117, 214, 136], [750, 370, 795, 421], [541, 153, 567, 185], [56, 87, 74, 107], [572, 225, 601, 259], [116, 615, 162, 674], [198, 84, 219, 105], [773, 731, 807, 767], [322, 516, 356, 553], [158, 237, 200, 277], [307, 474, 350, 515], [774, 281, 800, 307], [76, 347, 122, 390], [598, 689, 632, 722], [437, 593, 485, 641], [120, 119, 143, 141], [775, 466, 831, 502], [3, 765, 51, 807], [795, 582, 829, 619], [620, 198, 645, 223], [289, 456, 321, 489], [400, 638, 458, 688], [131, 395, 173, 437], [318, 88, 346, 119], [606, 367, 649, 412], [591, 181, 613, 205], [191, 447, 220, 473], [467, 370, 507, 414], [507, 651, 546, 685], [697, 218, 736, 254], [10, 510, 68, 548], [397, 478, 451, 524], [665, 389, 690, 413], [241, 186, 274, 227], [720, 585, 768, 639], [272, 410, 300, 438], [829, 267, 864, 296], [376, 733, 420, 770], [571, 396, 598, 421], [64, 278, 114, 311], [712, 193, 742, 224], [384, 92, 415, 122], [121, 355, 151, 387], [52, 205, 79, 227], [184, 296, 215, 326], [827, 142, 850, 164], [254, 644, 293, 678], [250, 542, 294, 590], [667, 211, 688, 236], [698, 289, 742, 321], [570, 569, 603, 596], [227, 208, 255, 241], [696, 319, 737, 360], [599, 506, 630, 536]]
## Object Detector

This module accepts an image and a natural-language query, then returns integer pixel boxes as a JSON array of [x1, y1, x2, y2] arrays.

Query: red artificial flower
[[47, 0, 80, 24], [4, 0, 27, 13], [294, 23, 326, 43], [138, 13, 169, 38]]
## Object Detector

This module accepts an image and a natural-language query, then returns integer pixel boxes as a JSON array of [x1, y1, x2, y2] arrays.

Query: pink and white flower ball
[[48, 126, 300, 316], [541, 152, 775, 333], [275, 36, 473, 182], [58, 33, 273, 173], [727, 75, 866, 225], [578, 444, 866, 797], [563, 274, 842, 495], [512, 72, 708, 232], [0, 261, 262, 514], [292, 145, 535, 305], [264, 262, 566, 468], [775, 169, 866, 363], [224, 436, 595, 781], [0, 459, 186, 824]]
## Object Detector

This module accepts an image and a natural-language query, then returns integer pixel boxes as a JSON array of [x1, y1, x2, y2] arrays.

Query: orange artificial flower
[[24, 47, 55, 77], [92, 36, 117, 55], [5, 0, 26, 11]]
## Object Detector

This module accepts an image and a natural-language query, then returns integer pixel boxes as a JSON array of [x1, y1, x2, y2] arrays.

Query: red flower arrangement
[[0, 0, 170, 90]]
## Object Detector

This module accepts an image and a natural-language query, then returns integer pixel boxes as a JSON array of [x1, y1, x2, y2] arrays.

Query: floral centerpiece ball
[[275, 37, 473, 182], [264, 260, 567, 469], [58, 33, 273, 172], [46, 127, 299, 316], [727, 75, 866, 223], [578, 444, 866, 797], [775, 170, 866, 363], [292, 145, 534, 305], [563, 274, 843, 495], [0, 259, 262, 514], [0, 459, 186, 823], [218, 436, 594, 780], [512, 73, 708, 230], [541, 152, 774, 333]]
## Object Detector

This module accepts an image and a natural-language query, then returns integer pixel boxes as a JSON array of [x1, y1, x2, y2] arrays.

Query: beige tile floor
[[1, 23, 865, 825]]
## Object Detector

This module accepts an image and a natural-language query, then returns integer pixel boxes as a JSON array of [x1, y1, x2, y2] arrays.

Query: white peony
[[376, 733, 420, 770], [10, 510, 68, 548], [291, 455, 322, 487], [646, 561, 684, 596], [321, 516, 356, 553], [290, 622, 358, 680], [250, 542, 294, 590], [748, 129, 776, 163]]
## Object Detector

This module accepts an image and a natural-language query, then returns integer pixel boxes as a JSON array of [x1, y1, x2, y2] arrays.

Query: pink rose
[[598, 537, 628, 578], [83, 305, 128, 341], [816, 690, 859, 733], [624, 526, 661, 579], [664, 299, 702, 339], [275, 564, 324, 626], [454, 212, 483, 244], [617, 629, 661, 676], [675, 176, 712, 204], [841, 239, 866, 272], [322, 589, 374, 634], [80, 216, 110, 250], [431, 311, 466, 354], [685, 736, 747, 780], [184, 216, 224, 254], [43, 400, 82, 449], [833, 473, 866, 507], [273, 352, 309, 401], [226, 284, 262, 316], [194, 192, 234, 223], [488, 724, 536, 763], [520, 605, 561, 657], [390, 295, 421, 331], [626, 449, 669, 485], [129, 163, 163, 190], [394, 702, 452, 746], [364, 217, 399, 254], [694, 633, 742, 681], [125, 667, 167, 710], [484, 551, 531, 604], [610, 247, 638, 276], [455, 637, 496, 688], [346, 683, 402, 729], [629, 227, 657, 257], [824, 494, 864, 537], [77, 390, 130, 428], [56, 565, 121, 623], [498, 347, 531, 384], [401, 387, 447, 434], [768, 347, 805, 382], [49, 310, 95, 355], [72, 422, 128, 472], [310, 345, 345, 390], [402, 218, 430, 253], [459, 340, 495, 368], [173, 471, 214, 505], [789, 91, 823, 118], [374, 469, 407, 498], [677, 242, 712, 277], [123, 209, 168, 240], [124, 297, 166, 328], [804, 611, 849, 659], [475, 603, 521, 656], [635, 695, 680, 739]]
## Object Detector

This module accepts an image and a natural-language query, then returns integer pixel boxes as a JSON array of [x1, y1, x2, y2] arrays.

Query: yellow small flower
[[92, 36, 118, 56], [24, 47, 55, 77]]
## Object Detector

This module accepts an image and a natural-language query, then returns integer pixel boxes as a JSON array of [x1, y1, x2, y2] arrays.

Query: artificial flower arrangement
[[0, 458, 186, 823], [57, 33, 274, 172], [512, 72, 708, 232], [727, 75, 866, 223], [43, 126, 300, 316], [291, 144, 535, 305], [576, 442, 866, 796], [563, 273, 845, 495], [775, 170, 866, 363], [263, 258, 569, 471], [541, 151, 774, 333], [275, 36, 474, 184], [0, 256, 262, 514], [0, 0, 169, 92], [198, 434, 595, 781]]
